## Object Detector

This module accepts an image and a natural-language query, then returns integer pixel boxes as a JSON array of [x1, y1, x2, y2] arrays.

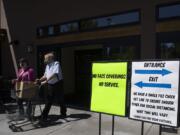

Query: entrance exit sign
[[130, 60, 179, 127]]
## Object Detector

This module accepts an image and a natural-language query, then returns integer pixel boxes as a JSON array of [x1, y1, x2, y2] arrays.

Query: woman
[[12, 58, 35, 120]]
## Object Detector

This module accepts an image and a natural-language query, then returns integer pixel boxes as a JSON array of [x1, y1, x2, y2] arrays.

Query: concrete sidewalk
[[0, 106, 179, 135]]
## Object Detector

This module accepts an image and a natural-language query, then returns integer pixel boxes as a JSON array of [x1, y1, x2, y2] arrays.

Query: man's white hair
[[45, 52, 55, 60]]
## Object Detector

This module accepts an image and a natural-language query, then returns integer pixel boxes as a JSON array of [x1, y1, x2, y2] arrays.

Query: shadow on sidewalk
[[8, 113, 92, 132], [66, 113, 91, 121]]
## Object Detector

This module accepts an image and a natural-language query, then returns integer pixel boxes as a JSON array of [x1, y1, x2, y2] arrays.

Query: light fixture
[[27, 44, 33, 53], [0, 29, 7, 41]]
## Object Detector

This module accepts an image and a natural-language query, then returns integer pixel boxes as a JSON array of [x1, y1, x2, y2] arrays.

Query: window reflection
[[80, 11, 139, 30], [37, 10, 140, 37], [105, 45, 138, 60], [80, 20, 97, 30], [60, 22, 79, 33], [37, 28, 43, 36], [158, 4, 180, 19], [161, 42, 180, 58], [48, 26, 54, 35]]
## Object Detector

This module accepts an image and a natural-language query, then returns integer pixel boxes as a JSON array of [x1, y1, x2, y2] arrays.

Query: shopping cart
[[7, 82, 44, 132]]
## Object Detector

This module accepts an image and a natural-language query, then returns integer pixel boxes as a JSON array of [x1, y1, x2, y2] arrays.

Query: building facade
[[1, 0, 180, 108]]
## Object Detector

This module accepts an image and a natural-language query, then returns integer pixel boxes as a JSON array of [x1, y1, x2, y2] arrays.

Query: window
[[104, 36, 140, 60], [60, 22, 79, 33], [37, 27, 48, 37], [36, 10, 140, 37], [106, 45, 138, 60], [37, 28, 44, 37], [157, 3, 180, 20], [96, 12, 139, 27], [48, 26, 54, 35], [54, 25, 60, 35], [80, 10, 140, 30], [80, 20, 97, 30], [158, 32, 180, 59], [160, 42, 180, 58]]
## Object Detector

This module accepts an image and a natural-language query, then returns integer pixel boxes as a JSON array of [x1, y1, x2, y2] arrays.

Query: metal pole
[[99, 113, 101, 135], [9, 45, 18, 76], [141, 121, 144, 135], [112, 115, 115, 135], [1, 0, 18, 76], [0, 0, 1, 28], [159, 125, 162, 135]]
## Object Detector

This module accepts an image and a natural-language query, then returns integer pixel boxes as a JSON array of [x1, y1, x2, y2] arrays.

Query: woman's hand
[[11, 79, 17, 84]]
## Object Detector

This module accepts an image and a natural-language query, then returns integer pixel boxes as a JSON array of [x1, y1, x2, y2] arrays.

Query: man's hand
[[35, 79, 41, 85], [41, 80, 47, 85]]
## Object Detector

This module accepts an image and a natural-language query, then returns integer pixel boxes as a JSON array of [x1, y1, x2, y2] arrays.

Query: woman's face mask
[[19, 63, 23, 68], [19, 62, 27, 69]]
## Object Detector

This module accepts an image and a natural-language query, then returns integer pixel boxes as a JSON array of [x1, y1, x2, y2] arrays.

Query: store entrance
[[73, 36, 140, 109], [74, 49, 103, 108], [104, 36, 140, 60], [37, 36, 140, 110]]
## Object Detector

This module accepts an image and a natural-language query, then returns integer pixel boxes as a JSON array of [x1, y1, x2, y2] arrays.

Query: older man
[[36, 52, 67, 123]]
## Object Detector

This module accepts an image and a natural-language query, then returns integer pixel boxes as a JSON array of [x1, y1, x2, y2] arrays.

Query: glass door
[[74, 49, 103, 108], [157, 32, 180, 59], [104, 36, 140, 60]]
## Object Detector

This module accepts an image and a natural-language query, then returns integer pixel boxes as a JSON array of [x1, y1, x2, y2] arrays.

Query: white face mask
[[44, 54, 54, 64], [20, 62, 27, 68]]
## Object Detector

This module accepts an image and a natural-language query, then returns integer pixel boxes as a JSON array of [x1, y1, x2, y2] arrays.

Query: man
[[36, 53, 67, 123]]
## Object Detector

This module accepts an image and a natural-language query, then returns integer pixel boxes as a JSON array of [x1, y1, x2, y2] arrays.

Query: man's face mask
[[44, 57, 50, 65]]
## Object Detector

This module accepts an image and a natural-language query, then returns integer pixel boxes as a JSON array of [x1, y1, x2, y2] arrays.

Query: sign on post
[[130, 60, 179, 127], [90, 62, 127, 116]]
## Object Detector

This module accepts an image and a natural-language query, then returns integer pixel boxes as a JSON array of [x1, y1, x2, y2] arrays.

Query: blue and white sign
[[130, 61, 179, 127]]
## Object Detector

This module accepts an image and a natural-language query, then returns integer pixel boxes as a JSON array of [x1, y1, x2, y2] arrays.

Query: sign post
[[141, 121, 144, 135], [112, 115, 115, 135], [99, 113, 101, 135], [159, 125, 162, 135], [130, 60, 179, 127], [91, 62, 128, 135]]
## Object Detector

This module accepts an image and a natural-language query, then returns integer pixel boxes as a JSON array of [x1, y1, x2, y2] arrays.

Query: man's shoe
[[37, 119, 48, 127], [59, 113, 67, 118]]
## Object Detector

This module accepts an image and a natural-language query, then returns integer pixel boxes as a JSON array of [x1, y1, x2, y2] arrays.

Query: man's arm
[[35, 75, 47, 84], [46, 73, 57, 82], [40, 75, 47, 82]]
